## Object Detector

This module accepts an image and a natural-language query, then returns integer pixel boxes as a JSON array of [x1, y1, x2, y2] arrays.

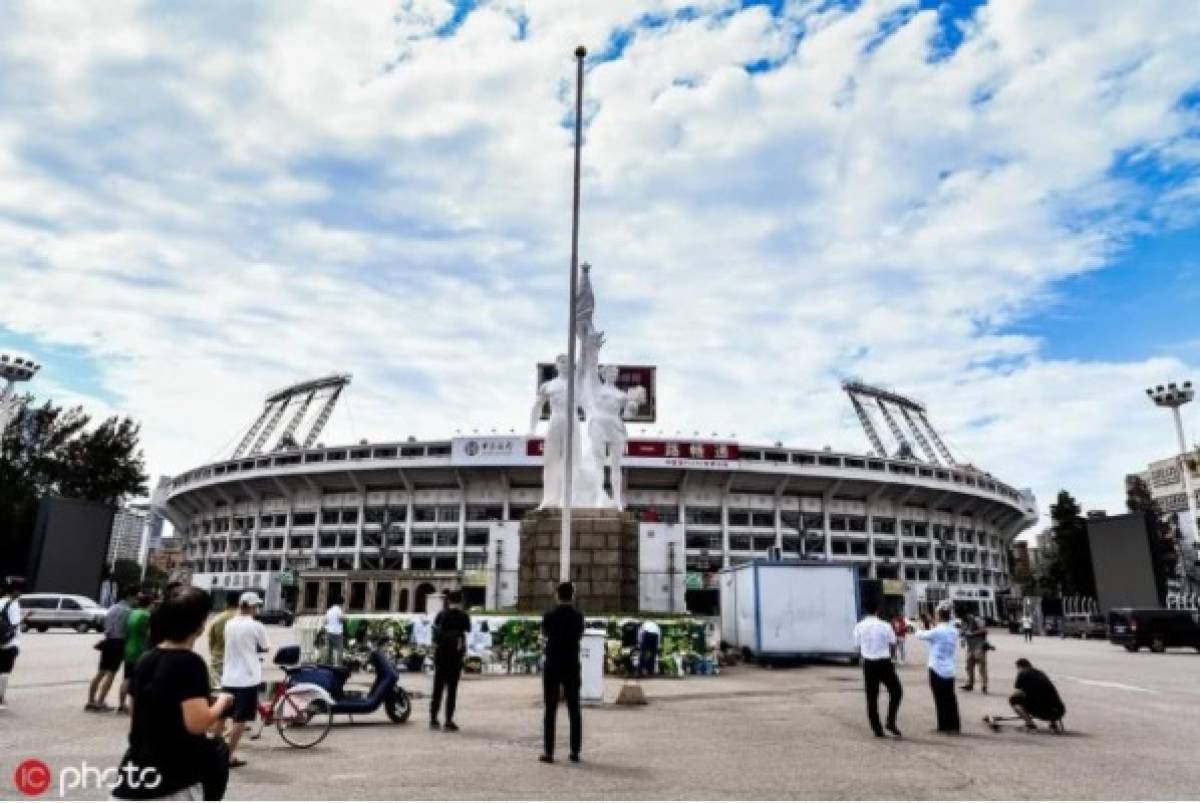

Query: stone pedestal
[[518, 508, 640, 614]]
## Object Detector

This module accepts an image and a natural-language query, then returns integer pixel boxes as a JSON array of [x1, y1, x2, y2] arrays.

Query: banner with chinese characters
[[525, 438, 739, 469], [451, 436, 541, 466]]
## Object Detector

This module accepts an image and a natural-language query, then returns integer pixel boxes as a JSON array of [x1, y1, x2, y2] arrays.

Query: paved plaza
[[3, 629, 1199, 800]]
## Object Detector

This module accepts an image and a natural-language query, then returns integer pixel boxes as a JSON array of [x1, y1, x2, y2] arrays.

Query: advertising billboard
[[26, 496, 115, 599], [1087, 512, 1166, 612], [450, 436, 540, 467], [536, 363, 657, 422]]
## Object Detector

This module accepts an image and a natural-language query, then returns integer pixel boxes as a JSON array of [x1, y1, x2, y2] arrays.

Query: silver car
[[19, 593, 107, 633]]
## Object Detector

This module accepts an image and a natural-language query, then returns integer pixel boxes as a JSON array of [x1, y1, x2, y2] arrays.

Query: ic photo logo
[[13, 759, 161, 798], [464, 440, 480, 456]]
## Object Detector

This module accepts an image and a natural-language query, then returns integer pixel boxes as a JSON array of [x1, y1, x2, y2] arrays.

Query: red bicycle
[[246, 651, 335, 748]]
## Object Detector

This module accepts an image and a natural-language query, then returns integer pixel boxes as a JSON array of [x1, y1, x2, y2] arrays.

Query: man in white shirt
[[852, 599, 902, 738], [637, 619, 662, 678], [221, 592, 269, 768], [324, 595, 345, 666], [0, 578, 24, 711], [918, 605, 961, 733]]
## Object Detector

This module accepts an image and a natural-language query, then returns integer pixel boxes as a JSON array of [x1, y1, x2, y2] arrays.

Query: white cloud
[[1, 0, 1198, 535]]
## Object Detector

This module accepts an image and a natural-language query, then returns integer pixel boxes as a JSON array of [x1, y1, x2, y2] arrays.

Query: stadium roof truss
[[842, 380, 956, 466], [231, 374, 352, 459]]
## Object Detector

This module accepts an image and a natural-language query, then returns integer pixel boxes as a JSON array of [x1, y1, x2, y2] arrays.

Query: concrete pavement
[[2, 629, 1198, 799]]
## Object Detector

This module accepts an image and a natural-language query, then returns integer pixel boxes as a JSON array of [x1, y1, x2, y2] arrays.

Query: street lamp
[[0, 352, 41, 435], [1146, 381, 1198, 591]]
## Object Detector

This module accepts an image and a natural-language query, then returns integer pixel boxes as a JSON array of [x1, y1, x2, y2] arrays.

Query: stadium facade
[[163, 378, 1037, 620]]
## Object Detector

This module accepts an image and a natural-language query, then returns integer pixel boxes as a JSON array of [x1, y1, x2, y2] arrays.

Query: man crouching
[[1010, 658, 1065, 732]]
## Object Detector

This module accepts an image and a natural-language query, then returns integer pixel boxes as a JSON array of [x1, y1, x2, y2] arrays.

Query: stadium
[[162, 373, 1038, 620]]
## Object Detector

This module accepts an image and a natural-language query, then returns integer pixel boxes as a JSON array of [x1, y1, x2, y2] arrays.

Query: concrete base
[[517, 507, 640, 614]]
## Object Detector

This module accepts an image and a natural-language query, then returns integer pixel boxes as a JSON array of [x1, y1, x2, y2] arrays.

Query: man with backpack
[[0, 578, 24, 711], [430, 590, 470, 731]]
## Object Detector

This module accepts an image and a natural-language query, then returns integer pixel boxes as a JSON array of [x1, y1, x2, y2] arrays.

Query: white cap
[[239, 591, 263, 607]]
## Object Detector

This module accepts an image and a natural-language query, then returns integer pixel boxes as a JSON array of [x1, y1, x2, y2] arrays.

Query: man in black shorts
[[1010, 658, 1066, 731], [87, 586, 135, 712]]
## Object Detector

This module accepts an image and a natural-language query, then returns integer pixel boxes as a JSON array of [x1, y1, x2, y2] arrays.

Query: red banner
[[526, 438, 738, 463]]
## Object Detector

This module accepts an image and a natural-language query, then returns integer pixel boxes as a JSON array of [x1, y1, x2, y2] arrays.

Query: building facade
[[106, 507, 148, 566], [163, 435, 1037, 619]]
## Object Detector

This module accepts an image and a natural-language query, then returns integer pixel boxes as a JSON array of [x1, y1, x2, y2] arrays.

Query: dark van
[[1108, 608, 1200, 653]]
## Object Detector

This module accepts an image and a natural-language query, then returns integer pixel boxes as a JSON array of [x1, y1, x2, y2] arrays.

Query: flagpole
[[562, 45, 586, 584]]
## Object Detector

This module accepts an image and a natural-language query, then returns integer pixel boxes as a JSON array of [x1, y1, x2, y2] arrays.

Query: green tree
[[0, 396, 147, 578], [1045, 490, 1096, 598], [1126, 475, 1175, 600]]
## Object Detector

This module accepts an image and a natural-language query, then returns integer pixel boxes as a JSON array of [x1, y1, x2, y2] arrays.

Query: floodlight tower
[[0, 352, 41, 435], [1146, 381, 1199, 588]]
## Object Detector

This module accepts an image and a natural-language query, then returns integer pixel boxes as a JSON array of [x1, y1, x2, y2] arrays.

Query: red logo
[[14, 759, 51, 797]]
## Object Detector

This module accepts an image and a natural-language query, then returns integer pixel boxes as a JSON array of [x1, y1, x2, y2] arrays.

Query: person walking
[[88, 586, 136, 712], [853, 600, 903, 738], [1021, 613, 1034, 643], [540, 582, 584, 764], [117, 593, 153, 714], [111, 585, 234, 801], [918, 606, 961, 733], [324, 594, 345, 666], [890, 612, 908, 664], [0, 578, 24, 711], [961, 615, 989, 693], [637, 619, 661, 678], [430, 590, 471, 731], [207, 595, 239, 691], [220, 592, 269, 769]]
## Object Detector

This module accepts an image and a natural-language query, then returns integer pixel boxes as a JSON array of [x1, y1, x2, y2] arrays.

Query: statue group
[[528, 265, 646, 510]]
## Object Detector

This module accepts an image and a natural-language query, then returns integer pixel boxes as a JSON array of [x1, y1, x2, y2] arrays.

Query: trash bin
[[580, 628, 606, 705]]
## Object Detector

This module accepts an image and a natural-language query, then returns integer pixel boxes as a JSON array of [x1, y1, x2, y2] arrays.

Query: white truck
[[719, 561, 862, 664]]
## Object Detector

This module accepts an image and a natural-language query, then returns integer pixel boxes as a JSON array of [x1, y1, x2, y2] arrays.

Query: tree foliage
[[1126, 475, 1176, 598], [0, 395, 148, 577], [1041, 490, 1096, 598]]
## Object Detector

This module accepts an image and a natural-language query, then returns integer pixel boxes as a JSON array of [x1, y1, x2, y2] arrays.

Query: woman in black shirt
[[113, 587, 234, 800]]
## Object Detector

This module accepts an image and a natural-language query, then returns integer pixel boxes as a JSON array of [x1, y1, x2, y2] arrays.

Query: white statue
[[529, 354, 582, 509], [586, 362, 645, 510], [528, 262, 642, 510]]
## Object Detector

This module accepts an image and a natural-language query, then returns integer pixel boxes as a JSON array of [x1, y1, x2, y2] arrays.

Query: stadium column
[[398, 470, 414, 571], [677, 471, 690, 535], [773, 478, 787, 552], [721, 474, 735, 569], [354, 495, 365, 571], [454, 471, 467, 572], [822, 482, 839, 559]]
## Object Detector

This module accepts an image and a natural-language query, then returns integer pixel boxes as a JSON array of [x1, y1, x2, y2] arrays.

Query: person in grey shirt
[[960, 615, 989, 694], [86, 586, 135, 712]]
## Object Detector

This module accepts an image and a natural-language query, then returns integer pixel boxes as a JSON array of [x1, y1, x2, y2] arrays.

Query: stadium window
[[794, 454, 816, 465], [435, 530, 458, 548], [414, 506, 437, 523], [463, 553, 487, 570], [372, 447, 397, 458], [685, 507, 721, 526], [844, 458, 865, 469], [348, 582, 367, 611], [350, 449, 370, 459], [874, 542, 896, 558], [847, 516, 866, 533], [437, 506, 460, 522], [427, 445, 451, 456], [781, 536, 802, 554], [830, 516, 847, 531], [292, 512, 316, 527], [303, 582, 320, 610], [327, 451, 347, 461], [868, 461, 885, 471], [338, 533, 356, 548], [752, 535, 776, 551], [434, 555, 457, 570], [849, 541, 868, 556], [818, 456, 841, 467], [764, 451, 788, 462], [751, 511, 774, 528], [375, 582, 393, 611], [400, 446, 424, 457], [304, 453, 325, 463], [728, 510, 750, 527], [830, 539, 850, 555], [467, 505, 503, 522], [873, 518, 896, 535], [464, 529, 489, 547], [341, 509, 358, 524], [729, 535, 751, 551]]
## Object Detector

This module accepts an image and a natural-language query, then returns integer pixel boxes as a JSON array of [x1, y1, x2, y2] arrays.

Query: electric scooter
[[286, 643, 413, 724]]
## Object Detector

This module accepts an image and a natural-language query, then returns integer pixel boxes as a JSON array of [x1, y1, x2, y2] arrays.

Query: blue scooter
[[284, 644, 412, 723]]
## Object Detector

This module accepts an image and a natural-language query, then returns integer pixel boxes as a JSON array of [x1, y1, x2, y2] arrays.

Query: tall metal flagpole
[[561, 45, 586, 584]]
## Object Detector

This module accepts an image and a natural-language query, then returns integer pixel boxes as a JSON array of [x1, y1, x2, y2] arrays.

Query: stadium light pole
[[1146, 381, 1198, 591], [0, 352, 42, 435], [561, 45, 587, 584]]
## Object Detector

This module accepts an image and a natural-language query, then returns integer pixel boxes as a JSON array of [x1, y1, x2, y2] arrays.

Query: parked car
[[1060, 613, 1107, 639], [1042, 615, 1063, 637], [255, 608, 296, 627], [19, 594, 107, 633], [1108, 608, 1200, 653]]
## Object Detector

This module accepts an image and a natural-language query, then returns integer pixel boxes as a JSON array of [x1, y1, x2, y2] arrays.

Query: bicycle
[[246, 650, 335, 748]]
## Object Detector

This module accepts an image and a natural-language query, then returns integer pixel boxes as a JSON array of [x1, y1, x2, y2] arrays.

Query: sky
[[1, 0, 1199, 536]]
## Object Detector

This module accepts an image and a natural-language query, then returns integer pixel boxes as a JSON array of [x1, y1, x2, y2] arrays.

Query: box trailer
[[719, 561, 862, 663]]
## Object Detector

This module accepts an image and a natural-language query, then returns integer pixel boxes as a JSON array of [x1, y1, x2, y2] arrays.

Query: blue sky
[[1, 0, 1199, 527]]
